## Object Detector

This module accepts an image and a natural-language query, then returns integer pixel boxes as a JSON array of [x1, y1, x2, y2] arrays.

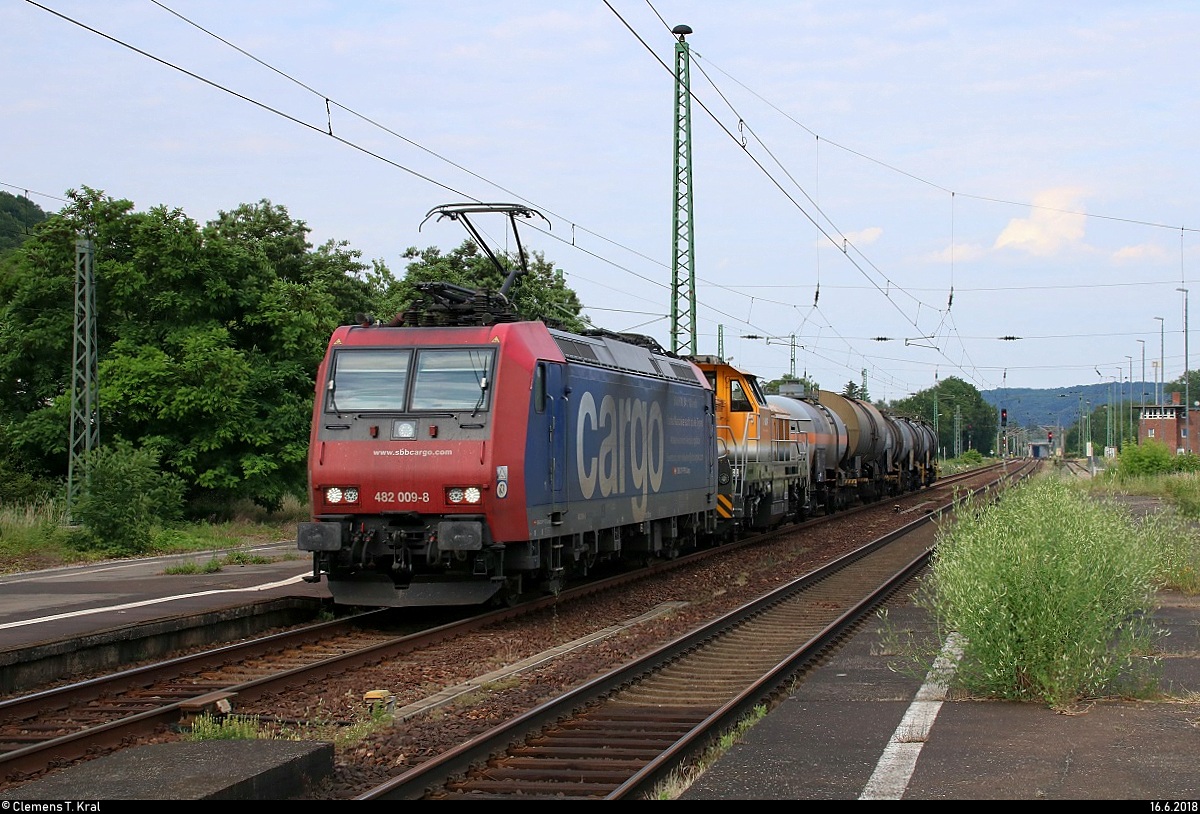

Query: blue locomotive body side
[[520, 363, 714, 540]]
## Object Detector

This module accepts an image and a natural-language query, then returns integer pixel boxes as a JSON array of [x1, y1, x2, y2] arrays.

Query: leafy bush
[[915, 476, 1165, 707], [1169, 451, 1200, 473], [1115, 439, 1175, 477], [72, 442, 186, 556]]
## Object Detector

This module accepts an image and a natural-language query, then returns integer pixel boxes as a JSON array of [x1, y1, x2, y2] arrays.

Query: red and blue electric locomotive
[[298, 318, 717, 607]]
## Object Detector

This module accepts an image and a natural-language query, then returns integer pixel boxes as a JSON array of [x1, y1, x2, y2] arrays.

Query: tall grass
[[1087, 467, 1200, 593], [1109, 470, 1200, 524], [915, 475, 1168, 708], [0, 497, 82, 571], [0, 495, 310, 575]]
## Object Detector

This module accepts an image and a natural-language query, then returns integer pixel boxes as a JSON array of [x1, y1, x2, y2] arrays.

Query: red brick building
[[1139, 391, 1200, 454]]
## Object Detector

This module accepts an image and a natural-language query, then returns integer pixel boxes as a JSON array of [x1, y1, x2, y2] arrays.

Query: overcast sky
[[6, 1, 1198, 400]]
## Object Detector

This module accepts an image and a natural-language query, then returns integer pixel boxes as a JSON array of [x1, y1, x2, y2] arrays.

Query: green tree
[[889, 377, 997, 456], [381, 240, 586, 331], [1164, 370, 1200, 409], [0, 191, 48, 254], [761, 374, 818, 396], [0, 187, 372, 514]]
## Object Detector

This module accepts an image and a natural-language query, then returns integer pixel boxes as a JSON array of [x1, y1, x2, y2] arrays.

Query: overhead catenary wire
[[19, 0, 1192, 396]]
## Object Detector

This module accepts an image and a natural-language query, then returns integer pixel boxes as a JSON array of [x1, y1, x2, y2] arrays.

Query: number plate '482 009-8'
[[374, 491, 431, 503]]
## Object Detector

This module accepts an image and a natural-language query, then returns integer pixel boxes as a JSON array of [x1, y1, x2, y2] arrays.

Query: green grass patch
[[0, 498, 92, 572], [1147, 512, 1200, 594], [185, 696, 397, 747], [163, 557, 224, 575], [937, 451, 996, 477], [160, 548, 281, 576], [222, 550, 275, 566], [185, 712, 268, 741]]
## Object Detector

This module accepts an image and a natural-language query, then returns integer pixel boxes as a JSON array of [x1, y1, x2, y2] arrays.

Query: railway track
[[360, 462, 1035, 799], [0, 461, 1032, 795]]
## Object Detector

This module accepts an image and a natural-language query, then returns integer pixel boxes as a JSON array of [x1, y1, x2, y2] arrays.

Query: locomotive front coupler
[[389, 545, 413, 578], [302, 558, 323, 584]]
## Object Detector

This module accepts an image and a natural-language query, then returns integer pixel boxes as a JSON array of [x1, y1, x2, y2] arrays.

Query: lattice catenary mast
[[669, 24, 697, 355], [67, 237, 98, 523]]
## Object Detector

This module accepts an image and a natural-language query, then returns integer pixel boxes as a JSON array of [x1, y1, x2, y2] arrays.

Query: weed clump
[[913, 476, 1167, 707]]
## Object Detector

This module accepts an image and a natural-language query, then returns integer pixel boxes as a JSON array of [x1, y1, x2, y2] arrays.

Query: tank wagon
[[768, 386, 938, 512]]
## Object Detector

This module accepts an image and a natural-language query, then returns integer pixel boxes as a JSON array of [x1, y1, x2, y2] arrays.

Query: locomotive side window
[[747, 375, 769, 405], [328, 349, 412, 411], [533, 363, 547, 414], [729, 379, 753, 412], [411, 348, 496, 411]]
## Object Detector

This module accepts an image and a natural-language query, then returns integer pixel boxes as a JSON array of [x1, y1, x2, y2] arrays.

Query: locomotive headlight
[[393, 420, 416, 440], [324, 487, 360, 505], [446, 487, 482, 505]]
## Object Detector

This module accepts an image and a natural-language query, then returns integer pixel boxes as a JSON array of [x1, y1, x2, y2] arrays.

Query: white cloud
[[1112, 243, 1170, 263], [929, 243, 987, 264], [835, 226, 883, 248], [993, 188, 1087, 256]]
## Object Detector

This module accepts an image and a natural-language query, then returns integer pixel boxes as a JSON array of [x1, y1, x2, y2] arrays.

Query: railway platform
[[0, 542, 330, 696], [0, 541, 329, 650], [2, 547, 1198, 800]]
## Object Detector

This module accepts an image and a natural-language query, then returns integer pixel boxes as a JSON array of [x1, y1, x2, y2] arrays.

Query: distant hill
[[980, 382, 1152, 430]]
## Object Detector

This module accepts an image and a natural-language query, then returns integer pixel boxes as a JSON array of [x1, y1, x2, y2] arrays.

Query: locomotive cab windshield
[[326, 347, 495, 413]]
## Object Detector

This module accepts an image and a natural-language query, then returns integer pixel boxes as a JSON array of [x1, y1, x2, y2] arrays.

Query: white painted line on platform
[[859, 632, 964, 800], [0, 573, 311, 631]]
